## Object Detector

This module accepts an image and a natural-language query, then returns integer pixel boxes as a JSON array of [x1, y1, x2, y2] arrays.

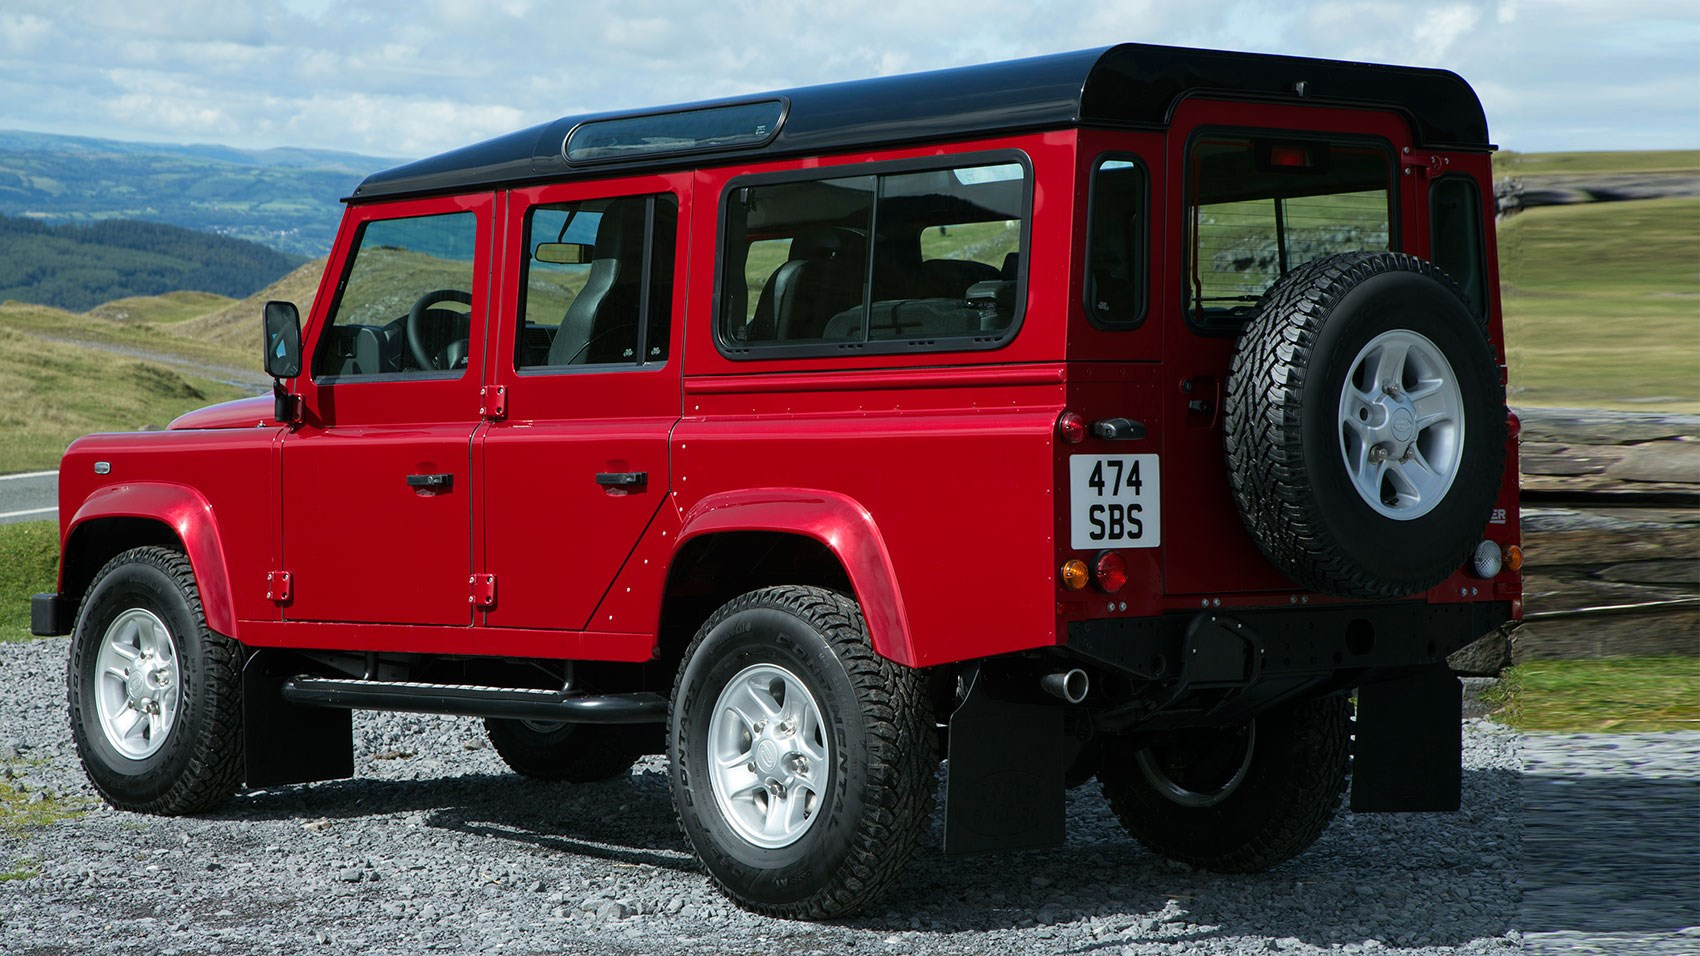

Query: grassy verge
[[0, 325, 245, 472], [0, 521, 58, 643], [1500, 196, 1700, 412], [1495, 148, 1700, 178], [1484, 657, 1700, 733]]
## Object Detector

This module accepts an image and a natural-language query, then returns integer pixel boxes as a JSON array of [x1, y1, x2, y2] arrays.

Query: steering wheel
[[405, 289, 473, 371]]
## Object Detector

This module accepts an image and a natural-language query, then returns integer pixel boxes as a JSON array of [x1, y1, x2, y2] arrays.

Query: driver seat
[[548, 198, 649, 365]]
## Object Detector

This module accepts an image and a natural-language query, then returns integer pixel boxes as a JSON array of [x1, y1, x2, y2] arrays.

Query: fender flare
[[68, 482, 239, 640], [675, 489, 916, 667]]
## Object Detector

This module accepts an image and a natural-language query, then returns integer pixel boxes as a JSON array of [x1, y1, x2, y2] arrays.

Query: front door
[[479, 176, 688, 632], [281, 194, 494, 625]]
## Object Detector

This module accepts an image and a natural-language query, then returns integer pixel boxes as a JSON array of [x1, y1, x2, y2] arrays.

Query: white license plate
[[1070, 454, 1161, 549]]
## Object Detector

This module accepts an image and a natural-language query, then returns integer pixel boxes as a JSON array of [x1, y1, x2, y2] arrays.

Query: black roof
[[353, 42, 1489, 201]]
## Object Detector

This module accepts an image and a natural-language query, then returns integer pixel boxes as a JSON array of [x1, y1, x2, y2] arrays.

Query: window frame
[[711, 149, 1034, 362], [511, 192, 679, 377], [1180, 126, 1401, 336], [311, 208, 482, 385], [1082, 152, 1151, 331]]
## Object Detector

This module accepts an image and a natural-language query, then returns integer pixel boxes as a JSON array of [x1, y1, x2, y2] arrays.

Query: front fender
[[676, 488, 916, 666], [68, 483, 239, 639]]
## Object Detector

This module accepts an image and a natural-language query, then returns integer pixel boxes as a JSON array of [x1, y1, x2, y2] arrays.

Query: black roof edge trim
[[351, 43, 1488, 202]]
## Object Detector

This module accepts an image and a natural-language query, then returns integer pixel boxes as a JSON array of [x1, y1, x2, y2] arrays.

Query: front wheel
[[1098, 695, 1349, 872], [669, 586, 935, 920], [67, 547, 244, 815]]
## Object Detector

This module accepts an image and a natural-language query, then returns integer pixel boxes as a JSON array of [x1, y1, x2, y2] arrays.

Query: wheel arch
[[64, 483, 239, 639], [662, 489, 915, 667]]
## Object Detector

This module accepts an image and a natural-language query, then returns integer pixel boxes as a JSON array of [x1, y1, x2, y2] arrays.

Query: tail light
[[1058, 411, 1085, 444], [1093, 551, 1127, 593]]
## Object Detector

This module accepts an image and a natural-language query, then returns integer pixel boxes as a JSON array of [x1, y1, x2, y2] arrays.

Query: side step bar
[[280, 677, 668, 724]]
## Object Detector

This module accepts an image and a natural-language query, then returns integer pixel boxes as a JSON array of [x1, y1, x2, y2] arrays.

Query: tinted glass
[[1430, 177, 1487, 318], [1086, 158, 1147, 327], [566, 101, 783, 163], [314, 211, 476, 378], [721, 160, 1026, 351]]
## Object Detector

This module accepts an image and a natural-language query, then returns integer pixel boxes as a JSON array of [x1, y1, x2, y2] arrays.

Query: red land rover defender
[[34, 44, 1521, 919]]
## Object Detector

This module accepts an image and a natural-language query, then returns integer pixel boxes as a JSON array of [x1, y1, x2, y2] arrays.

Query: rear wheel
[[1099, 695, 1349, 872], [669, 586, 934, 919], [67, 546, 244, 815], [484, 718, 647, 783]]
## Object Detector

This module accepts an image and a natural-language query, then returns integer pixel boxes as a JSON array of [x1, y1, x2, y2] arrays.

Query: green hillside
[[0, 129, 392, 257], [0, 214, 303, 312]]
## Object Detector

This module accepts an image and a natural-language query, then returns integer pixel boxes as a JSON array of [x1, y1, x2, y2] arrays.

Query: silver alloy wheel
[[1135, 721, 1257, 808], [1337, 329, 1465, 520], [92, 608, 181, 760], [706, 663, 830, 849]]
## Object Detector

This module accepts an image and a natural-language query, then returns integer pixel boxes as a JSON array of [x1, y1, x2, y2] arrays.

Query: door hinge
[[266, 571, 293, 603], [1401, 147, 1451, 177], [480, 385, 507, 421], [469, 573, 497, 608]]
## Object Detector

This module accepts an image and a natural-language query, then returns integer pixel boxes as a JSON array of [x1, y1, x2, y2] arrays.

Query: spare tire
[[1223, 252, 1506, 598]]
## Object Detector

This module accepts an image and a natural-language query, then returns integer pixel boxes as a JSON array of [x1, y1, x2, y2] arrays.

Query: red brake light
[[1058, 411, 1085, 444], [1093, 551, 1127, 593]]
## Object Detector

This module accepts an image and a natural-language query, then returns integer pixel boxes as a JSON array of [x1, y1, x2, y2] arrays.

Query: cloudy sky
[[1, 0, 1696, 160]]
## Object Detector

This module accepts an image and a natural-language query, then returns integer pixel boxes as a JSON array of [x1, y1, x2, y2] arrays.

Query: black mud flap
[[1351, 664, 1461, 812], [943, 665, 1065, 856], [243, 649, 354, 789]]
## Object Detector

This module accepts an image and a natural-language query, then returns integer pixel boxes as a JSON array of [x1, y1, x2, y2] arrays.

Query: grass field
[[1484, 657, 1700, 733], [1495, 149, 1700, 177], [0, 325, 245, 472], [0, 521, 57, 643], [86, 290, 232, 324], [1499, 196, 1700, 412]]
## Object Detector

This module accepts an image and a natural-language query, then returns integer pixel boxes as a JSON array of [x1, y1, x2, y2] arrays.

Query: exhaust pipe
[[1040, 669, 1089, 704]]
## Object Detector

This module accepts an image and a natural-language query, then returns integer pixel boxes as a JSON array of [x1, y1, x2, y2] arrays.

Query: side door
[[479, 175, 688, 632], [282, 194, 493, 625]]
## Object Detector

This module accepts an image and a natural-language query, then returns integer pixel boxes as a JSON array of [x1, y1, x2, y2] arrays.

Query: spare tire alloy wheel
[[669, 586, 935, 920], [67, 546, 244, 815], [1224, 252, 1507, 598]]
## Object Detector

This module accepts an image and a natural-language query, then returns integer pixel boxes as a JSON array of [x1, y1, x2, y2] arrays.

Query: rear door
[[1159, 100, 1419, 596], [282, 194, 492, 625], [478, 175, 688, 632]]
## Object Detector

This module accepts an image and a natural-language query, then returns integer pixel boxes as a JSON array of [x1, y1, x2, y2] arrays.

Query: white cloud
[[0, 0, 1693, 155]]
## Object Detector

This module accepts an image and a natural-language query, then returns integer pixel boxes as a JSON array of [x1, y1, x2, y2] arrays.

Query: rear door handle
[[595, 472, 646, 488], [405, 473, 453, 489]]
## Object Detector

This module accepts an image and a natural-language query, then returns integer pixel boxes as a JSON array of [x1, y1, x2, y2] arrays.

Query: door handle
[[406, 473, 454, 489], [595, 472, 646, 488]]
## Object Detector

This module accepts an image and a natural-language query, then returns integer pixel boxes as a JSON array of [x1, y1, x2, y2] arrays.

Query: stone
[[1449, 628, 1511, 676]]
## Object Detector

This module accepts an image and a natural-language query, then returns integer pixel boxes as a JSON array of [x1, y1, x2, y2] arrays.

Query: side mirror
[[263, 300, 302, 379], [262, 301, 302, 425], [534, 242, 594, 265]]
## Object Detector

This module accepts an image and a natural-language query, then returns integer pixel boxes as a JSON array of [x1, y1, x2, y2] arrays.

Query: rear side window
[[1085, 157, 1148, 328], [1430, 176, 1487, 319], [314, 211, 477, 378], [719, 158, 1028, 356], [1186, 135, 1393, 329]]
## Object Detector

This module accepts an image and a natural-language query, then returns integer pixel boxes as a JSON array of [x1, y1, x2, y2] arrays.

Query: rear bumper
[[30, 593, 71, 636]]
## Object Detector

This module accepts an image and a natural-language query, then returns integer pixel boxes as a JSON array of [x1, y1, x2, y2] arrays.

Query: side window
[[1430, 176, 1487, 318], [1187, 135, 1393, 328], [516, 194, 678, 370], [1085, 157, 1147, 327], [314, 211, 478, 378], [721, 159, 1027, 353]]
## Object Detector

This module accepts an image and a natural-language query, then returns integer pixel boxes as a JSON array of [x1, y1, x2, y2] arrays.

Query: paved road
[[0, 470, 57, 526]]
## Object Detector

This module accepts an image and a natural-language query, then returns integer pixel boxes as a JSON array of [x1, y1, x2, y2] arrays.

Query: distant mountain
[[0, 214, 305, 312], [0, 129, 403, 257]]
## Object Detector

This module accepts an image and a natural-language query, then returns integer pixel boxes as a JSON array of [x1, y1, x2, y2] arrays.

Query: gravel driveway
[[0, 635, 1691, 955]]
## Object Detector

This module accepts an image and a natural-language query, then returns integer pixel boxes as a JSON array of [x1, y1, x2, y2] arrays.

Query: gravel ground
[[0, 635, 1685, 955]]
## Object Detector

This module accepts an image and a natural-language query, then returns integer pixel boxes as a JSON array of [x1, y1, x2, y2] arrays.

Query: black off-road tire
[[67, 546, 244, 815], [1099, 695, 1349, 872], [669, 586, 935, 920], [1223, 251, 1506, 597], [485, 718, 648, 783]]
